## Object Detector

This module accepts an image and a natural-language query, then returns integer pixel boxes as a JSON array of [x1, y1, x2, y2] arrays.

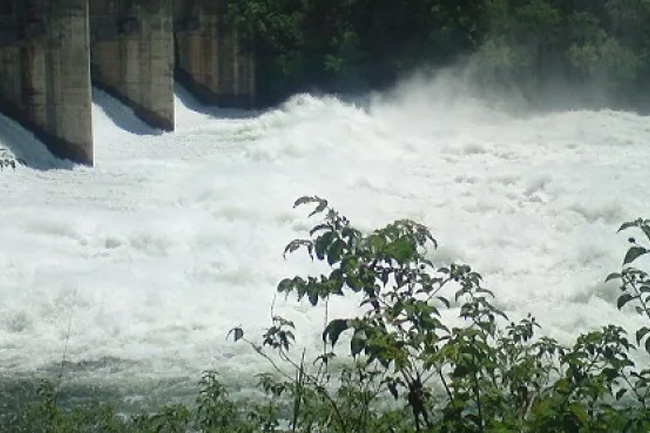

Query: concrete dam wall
[[0, 0, 256, 166], [90, 0, 175, 132], [173, 0, 255, 108], [0, 0, 93, 164]]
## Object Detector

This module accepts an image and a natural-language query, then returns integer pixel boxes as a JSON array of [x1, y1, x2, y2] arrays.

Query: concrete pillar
[[89, 0, 174, 131], [173, 0, 256, 108], [0, 0, 93, 165]]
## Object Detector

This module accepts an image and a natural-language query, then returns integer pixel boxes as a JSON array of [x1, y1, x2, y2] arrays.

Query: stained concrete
[[0, 0, 93, 165], [89, 0, 174, 131], [0, 0, 257, 166], [173, 0, 256, 108]]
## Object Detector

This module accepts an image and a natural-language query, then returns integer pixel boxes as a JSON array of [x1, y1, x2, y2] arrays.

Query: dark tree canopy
[[226, 0, 650, 111]]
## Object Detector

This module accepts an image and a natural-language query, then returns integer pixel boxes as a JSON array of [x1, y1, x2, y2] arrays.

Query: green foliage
[[226, 0, 484, 103], [226, 0, 650, 110], [256, 197, 650, 432], [607, 219, 650, 355], [2, 380, 125, 433], [471, 0, 650, 107], [5, 198, 650, 433]]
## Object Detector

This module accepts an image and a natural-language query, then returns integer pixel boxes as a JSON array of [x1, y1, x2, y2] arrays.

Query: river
[[1, 73, 649, 409]]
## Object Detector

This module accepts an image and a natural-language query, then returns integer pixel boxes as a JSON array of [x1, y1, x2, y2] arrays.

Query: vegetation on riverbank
[[226, 0, 650, 111], [2, 196, 650, 433]]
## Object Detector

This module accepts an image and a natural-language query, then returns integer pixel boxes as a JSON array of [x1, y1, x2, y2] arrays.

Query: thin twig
[[55, 284, 78, 403], [438, 367, 453, 402]]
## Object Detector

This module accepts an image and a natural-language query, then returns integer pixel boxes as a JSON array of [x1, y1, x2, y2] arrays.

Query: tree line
[[226, 0, 650, 111]]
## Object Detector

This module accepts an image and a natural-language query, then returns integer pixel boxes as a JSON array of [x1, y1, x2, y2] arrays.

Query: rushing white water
[[1, 74, 649, 402]]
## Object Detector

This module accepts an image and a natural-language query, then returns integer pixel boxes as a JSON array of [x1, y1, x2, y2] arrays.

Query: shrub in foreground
[[3, 197, 650, 433]]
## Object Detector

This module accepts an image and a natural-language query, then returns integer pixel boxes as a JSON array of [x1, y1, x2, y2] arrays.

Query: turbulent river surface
[[1, 74, 650, 408]]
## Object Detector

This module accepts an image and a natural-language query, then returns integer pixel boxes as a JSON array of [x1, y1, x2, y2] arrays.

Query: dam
[[0, 0, 255, 166]]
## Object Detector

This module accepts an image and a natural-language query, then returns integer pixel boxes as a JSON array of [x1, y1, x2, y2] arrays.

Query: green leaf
[[617, 293, 636, 309], [323, 319, 349, 347], [368, 234, 386, 251], [568, 403, 588, 425], [315, 231, 336, 260], [385, 238, 415, 263], [605, 272, 621, 282], [228, 327, 244, 342], [436, 296, 451, 308], [555, 378, 572, 395], [603, 368, 619, 381], [637, 327, 650, 345], [329, 268, 344, 295], [531, 400, 551, 417], [283, 239, 312, 258], [618, 221, 638, 232], [451, 365, 471, 378], [346, 275, 362, 292], [309, 223, 330, 236], [350, 329, 366, 357], [642, 223, 650, 242], [623, 246, 648, 265], [277, 278, 293, 293], [309, 199, 329, 217], [328, 239, 346, 265], [308, 291, 319, 306], [341, 227, 361, 245], [293, 196, 320, 208], [646, 335, 650, 355], [615, 388, 627, 400]]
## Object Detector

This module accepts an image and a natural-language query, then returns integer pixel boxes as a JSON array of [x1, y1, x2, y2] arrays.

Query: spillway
[[1, 75, 649, 406]]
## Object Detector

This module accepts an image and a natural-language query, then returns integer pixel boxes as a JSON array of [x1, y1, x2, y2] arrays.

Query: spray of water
[[0, 71, 649, 403]]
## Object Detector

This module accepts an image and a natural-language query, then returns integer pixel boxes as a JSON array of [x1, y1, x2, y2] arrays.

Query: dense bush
[[226, 0, 650, 111], [3, 197, 650, 433], [226, 0, 485, 104]]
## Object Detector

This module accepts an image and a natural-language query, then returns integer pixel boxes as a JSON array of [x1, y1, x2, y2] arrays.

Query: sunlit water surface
[[1, 75, 649, 409]]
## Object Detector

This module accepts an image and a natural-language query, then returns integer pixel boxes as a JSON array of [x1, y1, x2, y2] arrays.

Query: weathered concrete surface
[[0, 0, 256, 166], [173, 0, 256, 107], [89, 0, 174, 131], [0, 0, 93, 165]]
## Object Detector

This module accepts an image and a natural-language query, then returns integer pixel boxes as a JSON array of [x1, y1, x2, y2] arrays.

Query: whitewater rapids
[[1, 75, 649, 403]]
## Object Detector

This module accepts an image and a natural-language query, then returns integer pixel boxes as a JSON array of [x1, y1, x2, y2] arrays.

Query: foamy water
[[1, 75, 649, 401]]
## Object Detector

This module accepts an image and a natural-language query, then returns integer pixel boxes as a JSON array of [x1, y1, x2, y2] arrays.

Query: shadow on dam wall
[[0, 0, 256, 167]]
